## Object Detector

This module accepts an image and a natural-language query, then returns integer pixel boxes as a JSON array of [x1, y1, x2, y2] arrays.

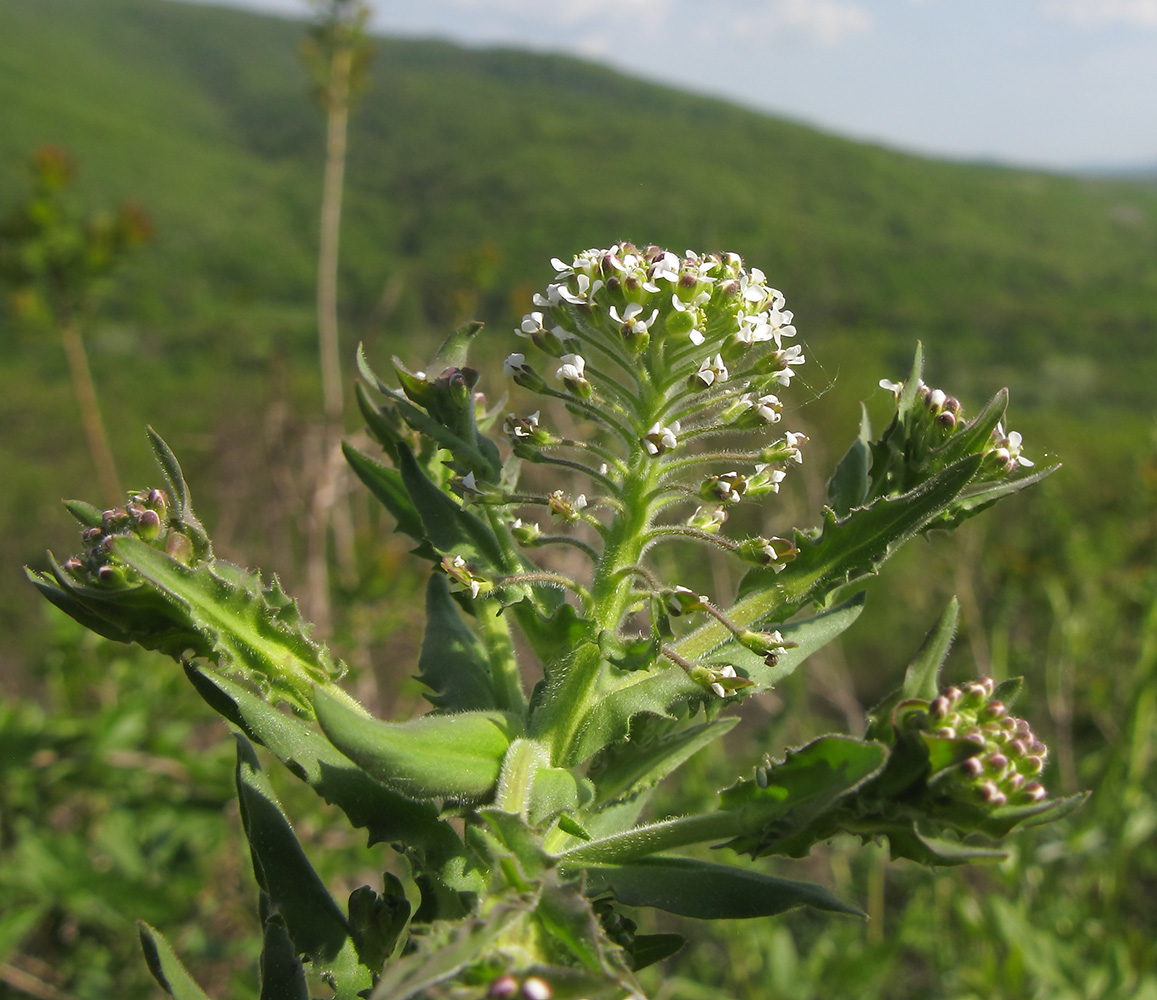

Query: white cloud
[[763, 0, 872, 44], [1041, 0, 1157, 28], [414, 0, 869, 46]]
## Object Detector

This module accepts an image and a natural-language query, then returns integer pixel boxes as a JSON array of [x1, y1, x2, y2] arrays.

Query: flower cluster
[[490, 245, 820, 701], [905, 677, 1050, 808], [62, 488, 194, 585]]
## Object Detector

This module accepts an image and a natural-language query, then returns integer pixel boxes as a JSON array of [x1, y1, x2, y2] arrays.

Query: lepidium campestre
[[31, 243, 1083, 999]]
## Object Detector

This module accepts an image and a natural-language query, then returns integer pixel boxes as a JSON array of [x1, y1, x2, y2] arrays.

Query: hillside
[[1, 0, 1155, 668], [2, 0, 1155, 385]]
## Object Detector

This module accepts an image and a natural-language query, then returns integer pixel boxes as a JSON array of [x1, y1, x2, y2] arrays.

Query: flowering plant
[[30, 243, 1083, 999]]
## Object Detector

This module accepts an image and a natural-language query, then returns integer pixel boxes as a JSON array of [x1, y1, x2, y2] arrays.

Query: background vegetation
[[1, 0, 1154, 996]]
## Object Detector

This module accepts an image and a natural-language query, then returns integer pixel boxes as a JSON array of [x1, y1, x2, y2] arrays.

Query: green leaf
[[720, 735, 889, 859], [259, 908, 309, 1000], [826, 403, 871, 516], [432, 319, 485, 369], [184, 667, 473, 878], [314, 687, 519, 801], [396, 442, 505, 566], [933, 387, 1008, 467], [62, 498, 104, 528], [626, 933, 685, 971], [234, 736, 373, 996], [936, 462, 1060, 532], [367, 901, 531, 1000], [417, 574, 498, 712], [138, 923, 215, 1000], [685, 591, 867, 687], [902, 597, 959, 701], [730, 456, 982, 636], [342, 442, 426, 544], [347, 877, 411, 971], [589, 717, 739, 807], [111, 536, 341, 713], [565, 662, 700, 767], [146, 426, 211, 558], [583, 856, 863, 919], [885, 827, 1008, 866]]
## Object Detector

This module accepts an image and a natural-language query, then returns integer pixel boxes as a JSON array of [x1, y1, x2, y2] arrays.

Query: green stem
[[476, 603, 527, 717]]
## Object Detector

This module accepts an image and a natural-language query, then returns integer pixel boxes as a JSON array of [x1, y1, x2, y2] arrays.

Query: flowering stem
[[533, 535, 601, 562], [475, 604, 527, 716], [532, 454, 621, 492]]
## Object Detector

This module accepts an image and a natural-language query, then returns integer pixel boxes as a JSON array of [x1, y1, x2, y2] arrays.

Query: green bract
[[31, 244, 1079, 999]]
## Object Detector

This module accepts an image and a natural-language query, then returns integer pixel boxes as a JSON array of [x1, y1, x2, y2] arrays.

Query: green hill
[[1, 0, 1155, 667]]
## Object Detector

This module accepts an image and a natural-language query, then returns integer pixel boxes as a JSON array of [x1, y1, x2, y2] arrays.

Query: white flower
[[557, 272, 604, 305], [770, 345, 806, 386], [879, 378, 904, 398], [610, 302, 659, 337], [784, 431, 808, 464], [750, 464, 787, 494], [556, 353, 585, 382], [710, 664, 738, 698], [503, 410, 540, 439], [503, 353, 528, 378], [642, 420, 681, 456], [517, 312, 546, 338], [692, 354, 729, 388], [991, 423, 1034, 470], [754, 394, 783, 424], [688, 505, 728, 532]]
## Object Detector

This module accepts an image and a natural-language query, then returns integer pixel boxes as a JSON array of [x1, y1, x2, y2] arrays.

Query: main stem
[[61, 316, 121, 506], [536, 384, 664, 765], [306, 41, 356, 632]]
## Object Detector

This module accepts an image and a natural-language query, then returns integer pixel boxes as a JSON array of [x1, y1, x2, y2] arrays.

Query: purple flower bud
[[982, 700, 1006, 721], [487, 976, 520, 1000], [521, 977, 553, 1000], [930, 696, 950, 720], [136, 508, 163, 540], [978, 780, 1007, 806], [1007, 738, 1029, 757], [1022, 782, 1047, 802], [165, 532, 194, 565], [985, 753, 1009, 773], [962, 757, 984, 777], [1018, 755, 1045, 776]]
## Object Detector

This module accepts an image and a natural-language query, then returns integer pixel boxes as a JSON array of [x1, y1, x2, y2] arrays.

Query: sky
[[187, 0, 1157, 172]]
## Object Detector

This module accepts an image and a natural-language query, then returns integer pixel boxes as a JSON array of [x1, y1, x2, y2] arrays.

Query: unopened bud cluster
[[909, 678, 1050, 808], [880, 377, 1034, 477], [484, 974, 553, 1000], [63, 488, 194, 585]]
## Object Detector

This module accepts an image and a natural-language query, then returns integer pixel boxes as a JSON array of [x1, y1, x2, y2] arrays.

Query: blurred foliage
[[1, 0, 1155, 996]]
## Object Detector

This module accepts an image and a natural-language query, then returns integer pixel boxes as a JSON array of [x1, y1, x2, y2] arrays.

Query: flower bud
[[735, 535, 799, 571], [700, 472, 747, 504], [487, 976, 520, 1000], [663, 586, 708, 617], [165, 532, 194, 565], [509, 518, 541, 546], [555, 354, 591, 397], [521, 977, 553, 1000], [686, 506, 727, 533], [547, 490, 584, 522]]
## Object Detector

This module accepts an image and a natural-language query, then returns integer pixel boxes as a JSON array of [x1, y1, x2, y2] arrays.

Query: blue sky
[[189, 0, 1157, 171]]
